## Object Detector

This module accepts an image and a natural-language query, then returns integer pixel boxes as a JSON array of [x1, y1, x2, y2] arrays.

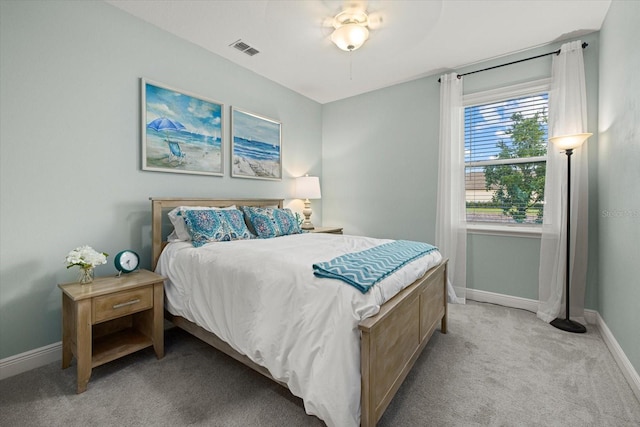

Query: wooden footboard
[[359, 260, 447, 427]]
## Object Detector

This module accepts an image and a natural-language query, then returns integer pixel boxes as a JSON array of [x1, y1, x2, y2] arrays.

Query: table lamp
[[295, 175, 321, 230]]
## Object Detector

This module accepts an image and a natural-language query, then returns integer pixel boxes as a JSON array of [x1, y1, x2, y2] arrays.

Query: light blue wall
[[466, 234, 540, 300], [0, 1, 322, 359], [323, 33, 600, 308], [597, 0, 640, 378], [322, 78, 440, 242]]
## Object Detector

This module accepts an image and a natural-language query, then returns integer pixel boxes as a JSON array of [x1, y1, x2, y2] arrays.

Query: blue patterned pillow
[[181, 209, 230, 247], [216, 209, 253, 240], [242, 207, 301, 238]]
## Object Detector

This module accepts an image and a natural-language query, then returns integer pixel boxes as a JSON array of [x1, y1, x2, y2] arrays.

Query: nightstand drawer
[[92, 286, 153, 324]]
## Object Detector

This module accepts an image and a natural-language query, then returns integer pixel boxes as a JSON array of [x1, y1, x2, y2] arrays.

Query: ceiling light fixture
[[330, 10, 370, 52]]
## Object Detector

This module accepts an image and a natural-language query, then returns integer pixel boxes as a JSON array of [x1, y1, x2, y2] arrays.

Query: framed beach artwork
[[231, 107, 282, 180], [141, 78, 223, 176]]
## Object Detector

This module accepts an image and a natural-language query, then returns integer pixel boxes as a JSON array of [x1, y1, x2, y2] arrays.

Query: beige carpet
[[1, 301, 639, 426]]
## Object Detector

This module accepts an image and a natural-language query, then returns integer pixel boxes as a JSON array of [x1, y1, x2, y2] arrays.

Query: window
[[464, 82, 549, 226]]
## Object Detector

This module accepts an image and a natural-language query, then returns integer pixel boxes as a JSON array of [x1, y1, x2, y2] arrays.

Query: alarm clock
[[114, 250, 140, 275]]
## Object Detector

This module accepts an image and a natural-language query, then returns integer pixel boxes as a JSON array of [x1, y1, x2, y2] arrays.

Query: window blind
[[464, 93, 549, 224]]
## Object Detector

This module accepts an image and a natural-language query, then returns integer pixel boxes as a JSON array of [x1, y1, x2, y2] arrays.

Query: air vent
[[229, 39, 260, 56]]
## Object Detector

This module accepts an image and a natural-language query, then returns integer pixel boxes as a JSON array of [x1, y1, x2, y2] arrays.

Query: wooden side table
[[58, 269, 165, 393], [310, 226, 343, 234]]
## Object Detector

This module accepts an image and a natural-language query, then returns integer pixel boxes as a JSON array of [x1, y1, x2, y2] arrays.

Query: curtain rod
[[437, 42, 588, 83]]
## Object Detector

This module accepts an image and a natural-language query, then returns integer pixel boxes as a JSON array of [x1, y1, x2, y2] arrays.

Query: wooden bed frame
[[150, 197, 448, 427]]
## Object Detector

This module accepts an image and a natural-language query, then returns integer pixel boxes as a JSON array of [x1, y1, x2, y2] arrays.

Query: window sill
[[466, 223, 542, 238]]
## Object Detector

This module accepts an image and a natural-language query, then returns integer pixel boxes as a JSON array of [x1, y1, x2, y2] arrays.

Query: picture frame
[[231, 107, 282, 180], [141, 78, 224, 176]]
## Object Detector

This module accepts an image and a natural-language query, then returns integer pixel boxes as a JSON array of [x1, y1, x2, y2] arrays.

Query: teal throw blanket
[[312, 240, 438, 293]]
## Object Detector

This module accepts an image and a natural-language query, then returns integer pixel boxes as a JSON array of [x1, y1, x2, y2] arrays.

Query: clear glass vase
[[78, 267, 94, 285]]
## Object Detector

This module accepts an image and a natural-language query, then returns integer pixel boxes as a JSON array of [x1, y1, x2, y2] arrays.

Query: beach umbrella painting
[[147, 117, 186, 141]]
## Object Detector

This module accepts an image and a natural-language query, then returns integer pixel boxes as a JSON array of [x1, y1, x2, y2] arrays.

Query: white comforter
[[156, 232, 442, 427]]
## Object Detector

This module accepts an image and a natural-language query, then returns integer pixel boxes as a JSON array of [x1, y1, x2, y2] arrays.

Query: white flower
[[65, 245, 108, 270]]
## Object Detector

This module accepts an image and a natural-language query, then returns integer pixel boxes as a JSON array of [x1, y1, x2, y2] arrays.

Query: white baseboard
[[596, 312, 640, 403], [466, 288, 539, 313], [465, 288, 639, 402], [465, 288, 598, 324], [0, 341, 61, 381]]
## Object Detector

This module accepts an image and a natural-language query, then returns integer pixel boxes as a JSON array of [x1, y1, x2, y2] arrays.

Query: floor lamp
[[548, 132, 592, 334]]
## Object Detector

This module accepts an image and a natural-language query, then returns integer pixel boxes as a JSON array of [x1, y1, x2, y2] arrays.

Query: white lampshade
[[549, 133, 592, 150], [295, 176, 321, 199], [331, 23, 369, 51]]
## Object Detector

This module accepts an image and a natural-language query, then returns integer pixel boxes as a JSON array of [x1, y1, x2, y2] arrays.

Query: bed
[[150, 197, 448, 427]]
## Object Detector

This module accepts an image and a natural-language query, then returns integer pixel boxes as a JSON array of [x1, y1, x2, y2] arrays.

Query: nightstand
[[58, 269, 165, 393], [309, 226, 343, 234]]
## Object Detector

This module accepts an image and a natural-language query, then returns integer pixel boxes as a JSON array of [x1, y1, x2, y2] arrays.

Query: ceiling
[[106, 0, 611, 104]]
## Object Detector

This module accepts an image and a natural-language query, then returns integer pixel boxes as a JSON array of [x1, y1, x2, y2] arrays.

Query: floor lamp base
[[550, 317, 587, 333]]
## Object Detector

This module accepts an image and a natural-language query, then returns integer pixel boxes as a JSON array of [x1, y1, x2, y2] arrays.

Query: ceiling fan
[[323, 0, 385, 51]]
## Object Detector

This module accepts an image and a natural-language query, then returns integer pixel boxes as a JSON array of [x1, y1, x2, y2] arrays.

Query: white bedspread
[[156, 232, 442, 427]]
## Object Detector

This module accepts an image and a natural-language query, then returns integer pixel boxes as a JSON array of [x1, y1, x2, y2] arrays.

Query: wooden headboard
[[149, 197, 284, 270]]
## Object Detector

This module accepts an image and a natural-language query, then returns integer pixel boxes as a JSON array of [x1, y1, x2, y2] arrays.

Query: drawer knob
[[112, 299, 141, 309]]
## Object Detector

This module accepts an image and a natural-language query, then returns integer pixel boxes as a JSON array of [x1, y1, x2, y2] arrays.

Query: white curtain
[[537, 40, 589, 323], [436, 73, 466, 304]]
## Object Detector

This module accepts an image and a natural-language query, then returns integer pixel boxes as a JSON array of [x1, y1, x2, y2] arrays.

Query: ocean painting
[[231, 108, 281, 180], [142, 79, 223, 176]]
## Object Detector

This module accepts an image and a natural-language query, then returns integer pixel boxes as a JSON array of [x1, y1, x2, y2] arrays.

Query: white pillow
[[167, 205, 237, 242]]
